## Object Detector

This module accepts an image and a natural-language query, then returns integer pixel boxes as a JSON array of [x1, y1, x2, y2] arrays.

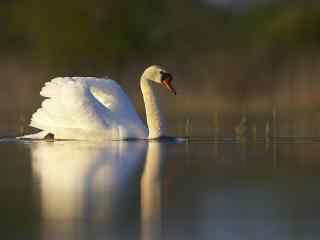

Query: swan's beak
[[162, 79, 176, 95]]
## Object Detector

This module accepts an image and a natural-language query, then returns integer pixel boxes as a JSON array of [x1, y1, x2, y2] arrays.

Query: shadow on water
[[1, 139, 320, 240]]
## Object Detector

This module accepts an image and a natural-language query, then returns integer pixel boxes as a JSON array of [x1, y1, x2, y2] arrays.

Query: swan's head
[[143, 65, 176, 95]]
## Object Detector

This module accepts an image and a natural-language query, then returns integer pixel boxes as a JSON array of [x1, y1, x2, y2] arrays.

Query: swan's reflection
[[30, 140, 165, 239], [32, 141, 147, 221], [141, 142, 164, 240]]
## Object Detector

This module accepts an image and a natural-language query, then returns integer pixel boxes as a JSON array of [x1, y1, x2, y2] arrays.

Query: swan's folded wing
[[30, 77, 118, 139], [81, 77, 147, 136], [83, 77, 145, 126]]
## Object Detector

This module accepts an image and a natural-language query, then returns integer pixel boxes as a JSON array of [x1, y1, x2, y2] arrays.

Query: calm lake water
[[1, 138, 320, 240]]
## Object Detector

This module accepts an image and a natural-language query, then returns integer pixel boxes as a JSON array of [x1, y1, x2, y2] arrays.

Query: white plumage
[[22, 65, 176, 140]]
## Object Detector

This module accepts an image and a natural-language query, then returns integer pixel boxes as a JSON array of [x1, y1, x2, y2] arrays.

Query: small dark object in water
[[44, 133, 55, 141], [154, 136, 183, 143]]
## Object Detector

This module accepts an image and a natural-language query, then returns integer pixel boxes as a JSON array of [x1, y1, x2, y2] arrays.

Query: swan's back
[[29, 77, 147, 140]]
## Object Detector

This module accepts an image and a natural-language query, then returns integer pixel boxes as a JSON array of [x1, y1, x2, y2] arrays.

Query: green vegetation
[[232, 3, 320, 48], [2, 1, 320, 71]]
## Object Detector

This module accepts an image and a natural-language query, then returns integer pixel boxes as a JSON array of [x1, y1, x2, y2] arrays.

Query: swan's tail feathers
[[40, 77, 69, 98], [29, 77, 116, 140], [17, 131, 50, 140]]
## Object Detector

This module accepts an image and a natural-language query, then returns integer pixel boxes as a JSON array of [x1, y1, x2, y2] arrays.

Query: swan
[[22, 65, 176, 140]]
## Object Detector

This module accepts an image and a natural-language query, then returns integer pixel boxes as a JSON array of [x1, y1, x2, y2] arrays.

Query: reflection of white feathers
[[30, 139, 166, 240], [141, 142, 164, 240], [31, 141, 147, 220]]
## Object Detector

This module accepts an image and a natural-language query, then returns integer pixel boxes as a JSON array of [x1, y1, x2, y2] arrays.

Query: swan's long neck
[[140, 77, 166, 139]]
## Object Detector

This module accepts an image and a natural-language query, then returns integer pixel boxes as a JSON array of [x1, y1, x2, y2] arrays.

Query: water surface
[[0, 139, 320, 240]]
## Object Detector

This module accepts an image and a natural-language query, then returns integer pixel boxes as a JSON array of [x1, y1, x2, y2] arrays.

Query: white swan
[[23, 65, 176, 140]]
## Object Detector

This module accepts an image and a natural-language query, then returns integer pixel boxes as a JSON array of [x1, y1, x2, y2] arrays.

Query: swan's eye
[[160, 71, 172, 82]]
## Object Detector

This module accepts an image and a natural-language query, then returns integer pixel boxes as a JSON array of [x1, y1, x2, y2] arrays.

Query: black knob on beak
[[160, 71, 173, 82]]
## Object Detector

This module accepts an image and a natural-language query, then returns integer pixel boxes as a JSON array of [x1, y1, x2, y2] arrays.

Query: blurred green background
[[1, 0, 320, 137]]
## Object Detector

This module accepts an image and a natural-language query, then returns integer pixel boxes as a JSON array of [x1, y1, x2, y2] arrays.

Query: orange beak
[[162, 79, 176, 95]]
